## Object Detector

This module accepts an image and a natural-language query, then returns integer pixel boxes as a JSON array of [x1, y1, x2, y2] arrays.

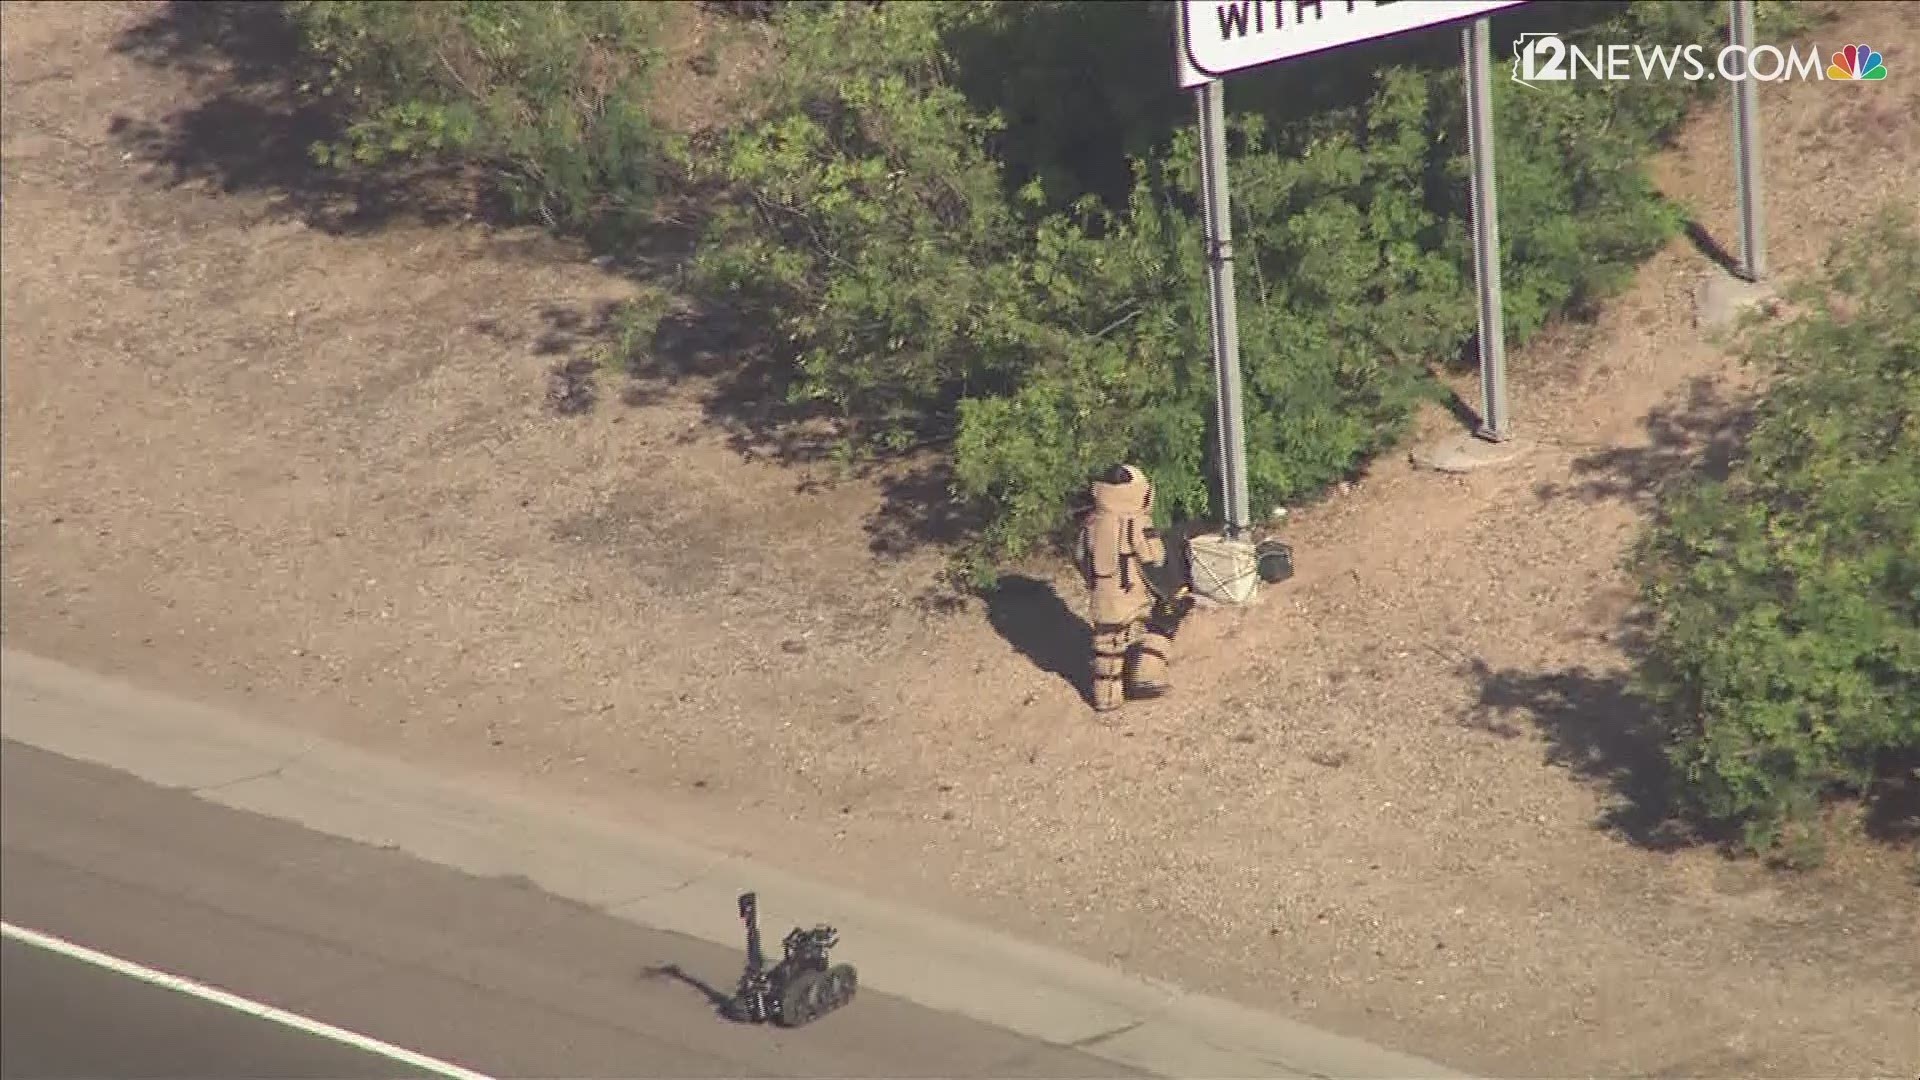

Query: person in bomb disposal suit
[[1074, 464, 1186, 712]]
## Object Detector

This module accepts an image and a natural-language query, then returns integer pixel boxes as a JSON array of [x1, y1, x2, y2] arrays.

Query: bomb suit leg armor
[[1089, 620, 1137, 712], [1076, 465, 1171, 711], [1128, 601, 1177, 699]]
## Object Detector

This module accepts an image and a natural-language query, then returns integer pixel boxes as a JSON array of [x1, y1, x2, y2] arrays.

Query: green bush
[[1630, 206, 1920, 856], [694, 1, 1800, 582], [284, 0, 1821, 587], [287, 0, 671, 239]]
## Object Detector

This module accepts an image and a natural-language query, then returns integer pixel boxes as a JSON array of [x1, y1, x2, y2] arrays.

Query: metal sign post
[[1196, 77, 1253, 539], [1729, 0, 1766, 283], [1174, 0, 1532, 515], [1463, 16, 1512, 443]]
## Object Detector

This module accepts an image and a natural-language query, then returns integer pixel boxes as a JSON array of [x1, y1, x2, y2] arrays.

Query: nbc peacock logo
[[1826, 43, 1888, 81]]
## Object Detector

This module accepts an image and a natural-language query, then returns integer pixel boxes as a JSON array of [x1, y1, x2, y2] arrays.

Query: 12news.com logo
[[1511, 32, 1888, 89]]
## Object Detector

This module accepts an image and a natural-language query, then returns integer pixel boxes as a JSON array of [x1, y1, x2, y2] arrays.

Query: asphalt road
[[0, 741, 1142, 1079], [1, 936, 442, 1080]]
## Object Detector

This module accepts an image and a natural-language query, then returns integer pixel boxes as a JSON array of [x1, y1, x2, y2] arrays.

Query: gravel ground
[[4, 3, 1916, 1076]]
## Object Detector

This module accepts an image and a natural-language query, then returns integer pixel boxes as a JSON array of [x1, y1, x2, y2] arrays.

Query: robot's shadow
[[642, 963, 741, 1021]]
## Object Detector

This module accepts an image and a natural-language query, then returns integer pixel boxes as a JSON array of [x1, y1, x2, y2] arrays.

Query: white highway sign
[[1178, 0, 1532, 87]]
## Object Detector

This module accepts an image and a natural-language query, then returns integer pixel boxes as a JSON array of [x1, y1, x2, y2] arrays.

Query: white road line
[[0, 920, 497, 1080]]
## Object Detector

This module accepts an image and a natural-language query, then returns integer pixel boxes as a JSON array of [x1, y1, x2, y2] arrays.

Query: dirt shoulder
[[4, 3, 1916, 1077]]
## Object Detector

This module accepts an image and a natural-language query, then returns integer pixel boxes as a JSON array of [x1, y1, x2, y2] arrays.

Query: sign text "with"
[[1179, 0, 1531, 87]]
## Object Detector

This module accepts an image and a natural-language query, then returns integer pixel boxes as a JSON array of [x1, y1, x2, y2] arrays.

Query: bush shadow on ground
[[1467, 644, 1920, 856], [107, 0, 697, 275], [1457, 616, 1702, 852], [530, 295, 984, 558], [1473, 370, 1725, 851], [867, 463, 972, 558], [1475, 371, 1919, 856], [983, 575, 1091, 707], [1536, 375, 1757, 506], [109, 1, 464, 235], [111, 2, 960, 561]]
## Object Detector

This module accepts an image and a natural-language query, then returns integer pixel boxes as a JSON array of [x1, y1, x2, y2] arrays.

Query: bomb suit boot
[[1075, 464, 1174, 711]]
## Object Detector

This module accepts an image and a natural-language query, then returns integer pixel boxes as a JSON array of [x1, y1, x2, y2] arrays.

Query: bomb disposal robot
[[724, 892, 858, 1027]]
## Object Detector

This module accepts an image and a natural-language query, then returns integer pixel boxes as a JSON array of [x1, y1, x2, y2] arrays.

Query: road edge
[[0, 648, 1473, 1080]]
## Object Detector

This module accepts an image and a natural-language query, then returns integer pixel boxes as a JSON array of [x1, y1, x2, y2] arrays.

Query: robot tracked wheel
[[778, 964, 859, 1027]]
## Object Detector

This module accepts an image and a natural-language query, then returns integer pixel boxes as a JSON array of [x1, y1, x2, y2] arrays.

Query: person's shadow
[[985, 575, 1092, 706]]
